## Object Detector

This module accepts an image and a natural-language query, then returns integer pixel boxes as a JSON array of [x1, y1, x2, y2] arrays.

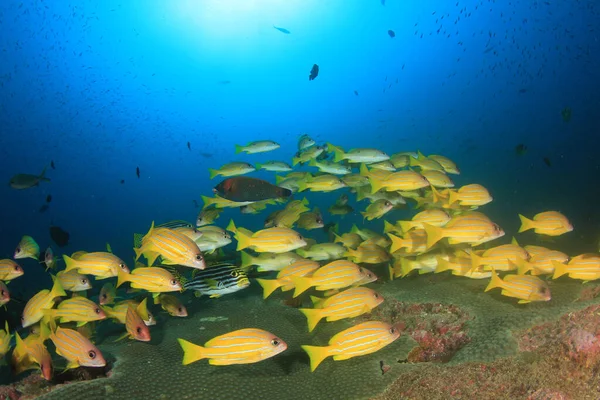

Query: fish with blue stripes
[[178, 263, 250, 298]]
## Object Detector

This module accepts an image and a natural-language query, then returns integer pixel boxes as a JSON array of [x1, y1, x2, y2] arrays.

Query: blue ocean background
[[0, 0, 598, 303]]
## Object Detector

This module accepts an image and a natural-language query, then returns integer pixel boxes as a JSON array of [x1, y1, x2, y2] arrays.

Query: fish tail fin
[[133, 246, 143, 261], [301, 345, 331, 372], [344, 248, 357, 261], [226, 219, 237, 233], [328, 143, 345, 163], [423, 223, 444, 249], [333, 233, 343, 244], [470, 252, 483, 272], [299, 308, 324, 332], [234, 228, 252, 251], [49, 274, 66, 299], [448, 190, 459, 205], [310, 295, 324, 307], [308, 158, 318, 167], [116, 268, 129, 289], [399, 258, 415, 276], [518, 214, 534, 233], [511, 236, 520, 246], [240, 251, 254, 269], [382, 220, 395, 234], [234, 144, 244, 154], [484, 268, 503, 292], [398, 221, 413, 233], [388, 233, 404, 254], [296, 178, 308, 193], [208, 168, 219, 179], [39, 166, 50, 182], [368, 176, 384, 194], [435, 256, 451, 273], [292, 156, 301, 166], [291, 276, 312, 298], [552, 260, 567, 279], [201, 195, 215, 209], [296, 248, 307, 258], [255, 162, 263, 170], [63, 255, 77, 272], [359, 163, 370, 177], [177, 338, 207, 365], [518, 261, 532, 276], [275, 175, 285, 184], [256, 278, 283, 299]]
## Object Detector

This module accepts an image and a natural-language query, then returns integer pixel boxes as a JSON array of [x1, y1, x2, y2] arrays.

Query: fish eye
[[94, 308, 101, 314], [119, 263, 126, 270], [170, 279, 178, 286], [14, 266, 20, 271], [389, 327, 396, 334], [0, 290, 4, 296], [231, 271, 239, 277], [21, 316, 24, 321], [178, 307, 183, 312], [298, 234, 304, 240], [195, 254, 203, 261], [374, 293, 379, 298], [15, 247, 20, 253], [88, 350, 96, 359], [101, 294, 107, 299], [136, 327, 142, 334], [271, 339, 280, 346], [81, 279, 88, 284]]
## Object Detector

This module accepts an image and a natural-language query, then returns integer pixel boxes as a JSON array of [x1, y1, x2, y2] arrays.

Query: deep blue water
[[0, 0, 598, 302]]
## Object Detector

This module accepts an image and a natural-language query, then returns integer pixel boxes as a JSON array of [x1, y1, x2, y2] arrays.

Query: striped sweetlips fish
[[176, 263, 250, 298]]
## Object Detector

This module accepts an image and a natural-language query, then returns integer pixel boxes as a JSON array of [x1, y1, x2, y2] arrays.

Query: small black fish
[[120, 179, 125, 184], [273, 26, 291, 34], [309, 64, 319, 81], [49, 225, 70, 247], [354, 90, 359, 96], [136, 167, 140, 178], [50, 160, 56, 170], [193, 200, 199, 208], [46, 194, 52, 203], [187, 142, 191, 151], [515, 143, 527, 156], [518, 88, 527, 94], [388, 30, 395, 38], [199, 152, 213, 158], [543, 157, 552, 167], [39, 204, 49, 213]]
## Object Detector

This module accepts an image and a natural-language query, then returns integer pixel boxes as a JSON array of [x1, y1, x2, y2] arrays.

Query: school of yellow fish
[[1, 134, 595, 381]]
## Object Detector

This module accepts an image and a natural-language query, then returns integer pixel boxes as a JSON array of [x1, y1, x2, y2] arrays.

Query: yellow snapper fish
[[43, 247, 58, 270], [297, 174, 347, 193], [0, 321, 11, 359], [14, 235, 40, 260], [361, 165, 429, 193], [99, 282, 117, 305], [0, 281, 9, 306], [297, 243, 346, 261], [369, 160, 396, 171], [390, 153, 411, 169], [435, 256, 492, 279], [13, 330, 53, 380], [356, 186, 406, 207], [102, 299, 154, 326], [341, 173, 370, 188], [297, 208, 325, 230], [408, 151, 445, 172], [64, 251, 130, 279], [334, 232, 363, 249], [485, 268, 551, 303], [0, 259, 24, 281], [421, 170, 455, 188], [328, 203, 354, 216], [272, 198, 310, 228], [428, 154, 460, 174], [196, 207, 223, 227], [201, 194, 256, 209], [394, 209, 451, 233], [240, 201, 275, 214], [155, 294, 188, 317], [391, 251, 446, 278], [208, 162, 255, 179], [388, 230, 428, 254], [227, 220, 307, 254], [302, 321, 400, 372], [523, 245, 553, 259], [235, 140, 280, 154], [172, 226, 204, 242], [22, 277, 66, 327], [361, 199, 393, 221], [134, 222, 206, 269], [256, 259, 320, 299], [300, 287, 384, 332], [448, 184, 492, 207], [292, 145, 326, 166], [470, 242, 529, 271], [292, 260, 374, 297], [117, 266, 182, 294], [308, 158, 352, 175], [345, 243, 391, 264], [552, 254, 600, 282], [9, 167, 50, 190], [255, 161, 293, 172], [298, 134, 316, 150], [114, 303, 152, 342], [56, 269, 92, 292], [518, 250, 569, 276], [194, 225, 232, 254], [178, 328, 287, 366], [328, 143, 390, 164], [50, 326, 106, 369], [43, 296, 107, 326], [423, 212, 505, 249], [240, 251, 303, 272], [518, 211, 573, 236]]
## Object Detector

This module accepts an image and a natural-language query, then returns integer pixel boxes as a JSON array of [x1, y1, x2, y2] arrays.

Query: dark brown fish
[[50, 226, 70, 247], [136, 167, 140, 178], [213, 177, 291, 202], [309, 64, 319, 81], [46, 195, 52, 203], [187, 142, 191, 151]]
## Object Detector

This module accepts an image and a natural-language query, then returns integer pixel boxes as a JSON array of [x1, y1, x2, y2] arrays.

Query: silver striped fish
[[181, 263, 250, 298]]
